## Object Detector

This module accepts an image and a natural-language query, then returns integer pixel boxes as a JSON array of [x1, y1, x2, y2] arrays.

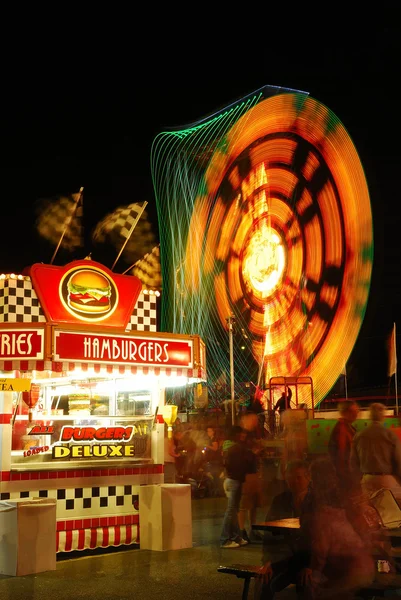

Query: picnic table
[[252, 517, 401, 542], [252, 517, 300, 534], [251, 518, 401, 597]]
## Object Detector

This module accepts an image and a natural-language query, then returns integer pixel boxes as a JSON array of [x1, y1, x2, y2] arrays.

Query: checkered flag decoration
[[131, 245, 162, 291], [35, 191, 83, 251], [92, 203, 156, 266]]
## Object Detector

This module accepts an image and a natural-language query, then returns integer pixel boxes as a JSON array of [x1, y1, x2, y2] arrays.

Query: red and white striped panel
[[63, 363, 196, 378], [57, 524, 139, 552], [0, 359, 200, 378], [0, 360, 58, 372]]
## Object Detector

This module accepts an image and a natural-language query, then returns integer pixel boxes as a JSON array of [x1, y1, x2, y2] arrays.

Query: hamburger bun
[[69, 270, 109, 289]]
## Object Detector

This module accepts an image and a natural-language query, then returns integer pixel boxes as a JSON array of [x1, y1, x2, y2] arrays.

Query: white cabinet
[[0, 498, 56, 576], [139, 484, 192, 551]]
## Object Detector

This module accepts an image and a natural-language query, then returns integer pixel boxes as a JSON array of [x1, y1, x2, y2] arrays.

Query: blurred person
[[261, 460, 312, 584], [327, 400, 359, 491], [274, 386, 292, 434], [203, 426, 223, 496], [351, 402, 401, 501], [238, 412, 264, 542], [204, 425, 219, 458], [252, 389, 271, 439], [301, 457, 375, 599], [241, 411, 263, 440], [257, 461, 314, 599], [166, 427, 198, 482], [281, 407, 309, 473], [219, 425, 254, 549], [266, 459, 311, 522], [251, 390, 268, 437], [165, 429, 186, 482], [185, 423, 206, 475], [258, 458, 375, 599], [164, 433, 177, 483], [274, 386, 292, 414], [174, 416, 182, 431]]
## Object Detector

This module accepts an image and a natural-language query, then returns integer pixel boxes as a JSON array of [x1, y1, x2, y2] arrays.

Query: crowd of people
[[217, 399, 401, 599], [163, 395, 401, 597], [165, 422, 222, 488]]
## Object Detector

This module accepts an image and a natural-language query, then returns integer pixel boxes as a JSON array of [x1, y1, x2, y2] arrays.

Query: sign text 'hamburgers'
[[54, 331, 193, 367]]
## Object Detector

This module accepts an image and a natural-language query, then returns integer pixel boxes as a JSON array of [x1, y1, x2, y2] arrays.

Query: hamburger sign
[[64, 268, 116, 316], [29, 260, 142, 329]]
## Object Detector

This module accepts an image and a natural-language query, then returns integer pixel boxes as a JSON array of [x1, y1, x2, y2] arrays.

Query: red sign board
[[29, 260, 142, 330], [54, 331, 193, 367], [0, 329, 44, 359]]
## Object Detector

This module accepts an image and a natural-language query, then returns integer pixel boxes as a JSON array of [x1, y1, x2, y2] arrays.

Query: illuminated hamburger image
[[67, 270, 112, 314]]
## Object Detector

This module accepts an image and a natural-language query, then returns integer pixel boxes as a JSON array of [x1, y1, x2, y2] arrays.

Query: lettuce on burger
[[67, 270, 112, 313]]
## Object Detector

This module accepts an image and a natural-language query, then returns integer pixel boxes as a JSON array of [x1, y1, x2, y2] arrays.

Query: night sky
[[1, 20, 400, 391]]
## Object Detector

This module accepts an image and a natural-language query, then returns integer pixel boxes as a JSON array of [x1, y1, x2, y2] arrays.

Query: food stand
[[0, 259, 206, 552]]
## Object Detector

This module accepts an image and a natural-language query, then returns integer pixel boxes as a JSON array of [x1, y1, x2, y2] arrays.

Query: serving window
[[11, 375, 156, 470]]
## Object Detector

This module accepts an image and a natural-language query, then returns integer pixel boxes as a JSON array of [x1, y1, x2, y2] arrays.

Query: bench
[[218, 564, 401, 599], [217, 564, 260, 600]]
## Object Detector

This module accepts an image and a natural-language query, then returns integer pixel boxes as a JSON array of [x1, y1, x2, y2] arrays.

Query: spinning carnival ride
[[151, 86, 373, 407]]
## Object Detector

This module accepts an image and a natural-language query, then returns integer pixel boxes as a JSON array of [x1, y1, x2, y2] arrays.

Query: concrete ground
[[0, 477, 299, 600]]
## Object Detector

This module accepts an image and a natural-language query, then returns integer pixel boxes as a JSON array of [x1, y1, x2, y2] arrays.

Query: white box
[[0, 498, 56, 576], [139, 484, 192, 551]]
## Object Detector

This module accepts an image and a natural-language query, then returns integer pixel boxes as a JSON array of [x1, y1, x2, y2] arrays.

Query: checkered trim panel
[[0, 489, 140, 552], [0, 278, 46, 322], [126, 294, 157, 332], [0, 485, 139, 521], [0, 486, 139, 514]]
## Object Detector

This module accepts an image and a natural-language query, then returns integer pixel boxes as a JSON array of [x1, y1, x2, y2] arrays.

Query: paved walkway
[[0, 493, 298, 600]]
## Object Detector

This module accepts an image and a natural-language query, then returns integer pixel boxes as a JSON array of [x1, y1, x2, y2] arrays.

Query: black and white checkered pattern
[[91, 204, 157, 267], [0, 486, 139, 517], [0, 278, 157, 331], [125, 295, 157, 332], [0, 278, 46, 322], [93, 203, 146, 240], [36, 192, 83, 250], [131, 245, 162, 291]]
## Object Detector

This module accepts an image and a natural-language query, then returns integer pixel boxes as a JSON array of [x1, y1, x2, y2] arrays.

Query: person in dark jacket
[[274, 387, 292, 434], [328, 400, 359, 491], [266, 460, 311, 523], [274, 386, 292, 414], [219, 425, 255, 548]]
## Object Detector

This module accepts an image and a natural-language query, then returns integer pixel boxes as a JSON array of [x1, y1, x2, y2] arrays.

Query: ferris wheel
[[183, 93, 373, 405]]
